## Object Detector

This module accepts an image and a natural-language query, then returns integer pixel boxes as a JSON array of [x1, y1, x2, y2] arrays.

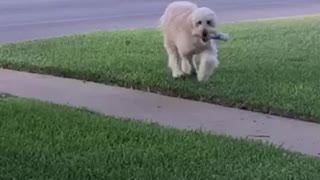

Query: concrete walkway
[[1, 69, 320, 157]]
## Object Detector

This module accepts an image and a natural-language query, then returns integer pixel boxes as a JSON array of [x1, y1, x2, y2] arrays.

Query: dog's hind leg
[[197, 50, 219, 82], [164, 40, 184, 78]]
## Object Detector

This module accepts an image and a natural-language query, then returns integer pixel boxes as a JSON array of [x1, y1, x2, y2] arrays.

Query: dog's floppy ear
[[188, 11, 202, 37], [208, 9, 218, 27], [187, 12, 196, 28]]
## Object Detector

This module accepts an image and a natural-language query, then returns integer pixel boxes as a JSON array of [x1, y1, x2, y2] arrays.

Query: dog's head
[[190, 7, 217, 42]]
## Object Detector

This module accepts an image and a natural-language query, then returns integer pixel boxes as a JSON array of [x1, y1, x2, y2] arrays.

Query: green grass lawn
[[1, 16, 320, 122], [1, 97, 320, 179]]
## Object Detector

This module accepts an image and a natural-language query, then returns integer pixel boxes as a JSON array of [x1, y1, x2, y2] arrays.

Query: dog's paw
[[181, 61, 192, 75], [197, 75, 209, 82], [172, 69, 184, 78]]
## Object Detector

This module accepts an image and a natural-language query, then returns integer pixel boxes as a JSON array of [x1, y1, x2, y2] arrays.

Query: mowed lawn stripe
[[0, 16, 320, 122], [1, 97, 320, 179]]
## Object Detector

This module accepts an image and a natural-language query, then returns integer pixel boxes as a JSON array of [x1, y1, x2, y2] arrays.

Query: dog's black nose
[[202, 29, 208, 37]]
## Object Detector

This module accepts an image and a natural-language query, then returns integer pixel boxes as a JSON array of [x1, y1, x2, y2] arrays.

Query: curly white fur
[[159, 1, 219, 82]]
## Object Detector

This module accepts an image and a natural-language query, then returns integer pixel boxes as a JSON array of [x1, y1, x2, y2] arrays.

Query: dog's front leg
[[164, 44, 184, 78], [197, 50, 219, 82], [180, 54, 194, 75], [191, 55, 198, 75]]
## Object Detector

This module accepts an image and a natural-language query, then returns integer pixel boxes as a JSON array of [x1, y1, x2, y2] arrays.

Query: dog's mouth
[[202, 35, 212, 43], [202, 36, 209, 42], [201, 29, 209, 42]]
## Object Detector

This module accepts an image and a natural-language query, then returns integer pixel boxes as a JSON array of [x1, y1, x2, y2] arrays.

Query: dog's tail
[[158, 15, 164, 30], [158, 1, 198, 31], [158, 2, 182, 31], [158, 6, 169, 31]]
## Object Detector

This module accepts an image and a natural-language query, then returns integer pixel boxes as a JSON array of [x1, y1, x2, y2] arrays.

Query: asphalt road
[[1, 0, 319, 43]]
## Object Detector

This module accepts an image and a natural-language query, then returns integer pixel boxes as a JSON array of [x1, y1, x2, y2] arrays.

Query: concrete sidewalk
[[1, 69, 320, 157]]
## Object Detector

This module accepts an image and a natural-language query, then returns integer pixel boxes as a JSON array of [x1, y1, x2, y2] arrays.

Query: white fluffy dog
[[159, 1, 219, 82]]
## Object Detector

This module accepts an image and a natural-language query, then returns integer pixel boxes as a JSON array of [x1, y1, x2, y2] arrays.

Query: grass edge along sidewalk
[[1, 97, 320, 179], [0, 15, 320, 122]]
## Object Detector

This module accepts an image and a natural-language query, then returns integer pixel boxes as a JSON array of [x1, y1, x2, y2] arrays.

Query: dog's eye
[[207, 20, 211, 25], [197, 21, 202, 25]]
